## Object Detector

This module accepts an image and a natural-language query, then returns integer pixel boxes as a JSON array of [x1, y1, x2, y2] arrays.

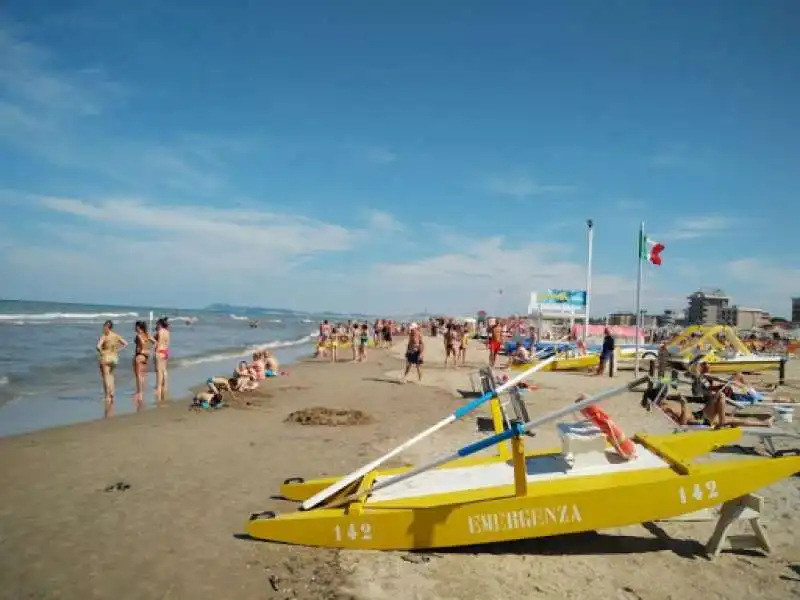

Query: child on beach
[[96, 320, 128, 418], [358, 323, 369, 362], [402, 324, 424, 383]]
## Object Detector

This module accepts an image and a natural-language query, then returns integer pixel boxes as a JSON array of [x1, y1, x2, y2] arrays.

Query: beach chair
[[640, 381, 800, 456], [477, 367, 533, 436]]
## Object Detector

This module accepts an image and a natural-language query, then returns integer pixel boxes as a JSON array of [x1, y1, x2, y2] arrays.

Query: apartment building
[[686, 290, 730, 325]]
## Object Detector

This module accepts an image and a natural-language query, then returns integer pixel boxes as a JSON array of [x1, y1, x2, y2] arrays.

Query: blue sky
[[0, 1, 798, 316]]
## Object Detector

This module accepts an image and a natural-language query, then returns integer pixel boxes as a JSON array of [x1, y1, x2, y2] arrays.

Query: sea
[[0, 300, 365, 437]]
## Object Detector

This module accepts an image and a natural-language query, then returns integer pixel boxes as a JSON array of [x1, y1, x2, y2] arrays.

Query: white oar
[[300, 354, 557, 510], [323, 375, 651, 510]]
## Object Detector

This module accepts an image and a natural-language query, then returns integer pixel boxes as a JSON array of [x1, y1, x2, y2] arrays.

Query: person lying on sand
[[661, 392, 772, 428], [644, 381, 773, 428], [728, 373, 796, 404], [192, 380, 225, 409]]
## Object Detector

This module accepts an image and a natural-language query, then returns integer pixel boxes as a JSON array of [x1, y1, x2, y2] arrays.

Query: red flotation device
[[581, 405, 637, 460]]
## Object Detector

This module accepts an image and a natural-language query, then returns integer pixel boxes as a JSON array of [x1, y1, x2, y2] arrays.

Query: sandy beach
[[1, 340, 799, 600]]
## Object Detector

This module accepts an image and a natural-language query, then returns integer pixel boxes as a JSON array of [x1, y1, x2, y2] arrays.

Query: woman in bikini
[[133, 321, 155, 412], [97, 320, 128, 418], [154, 318, 170, 405]]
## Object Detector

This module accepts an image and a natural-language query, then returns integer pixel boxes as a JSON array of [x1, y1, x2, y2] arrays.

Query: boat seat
[[557, 421, 607, 468]]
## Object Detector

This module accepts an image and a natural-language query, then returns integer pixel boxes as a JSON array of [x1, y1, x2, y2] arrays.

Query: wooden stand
[[658, 493, 771, 559]]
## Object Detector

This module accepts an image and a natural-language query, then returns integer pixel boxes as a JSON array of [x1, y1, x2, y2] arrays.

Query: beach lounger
[[477, 367, 533, 435]]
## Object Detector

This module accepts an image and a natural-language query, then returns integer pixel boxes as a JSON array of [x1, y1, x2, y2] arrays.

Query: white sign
[[467, 504, 582, 535]]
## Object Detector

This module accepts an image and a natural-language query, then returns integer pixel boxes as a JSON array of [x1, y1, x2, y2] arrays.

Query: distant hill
[[204, 303, 300, 315]]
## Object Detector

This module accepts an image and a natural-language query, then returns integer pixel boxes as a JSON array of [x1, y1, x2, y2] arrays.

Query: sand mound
[[285, 407, 373, 426]]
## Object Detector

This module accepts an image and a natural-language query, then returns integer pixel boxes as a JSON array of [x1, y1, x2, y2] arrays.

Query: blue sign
[[539, 289, 587, 307]]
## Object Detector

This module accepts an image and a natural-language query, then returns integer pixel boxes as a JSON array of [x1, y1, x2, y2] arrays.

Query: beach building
[[607, 311, 657, 328], [720, 306, 771, 330], [686, 289, 730, 325], [792, 297, 800, 324]]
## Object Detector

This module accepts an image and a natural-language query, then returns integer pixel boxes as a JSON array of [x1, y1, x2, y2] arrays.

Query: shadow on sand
[[430, 526, 707, 560], [362, 377, 405, 385]]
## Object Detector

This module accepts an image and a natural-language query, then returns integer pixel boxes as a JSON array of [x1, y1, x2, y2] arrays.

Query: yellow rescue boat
[[246, 374, 800, 550]]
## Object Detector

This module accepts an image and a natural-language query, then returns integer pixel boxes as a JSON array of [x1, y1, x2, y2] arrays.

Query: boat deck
[[369, 444, 667, 502]]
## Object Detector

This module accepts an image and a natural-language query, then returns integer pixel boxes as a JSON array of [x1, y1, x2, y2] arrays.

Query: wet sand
[[0, 342, 799, 599]]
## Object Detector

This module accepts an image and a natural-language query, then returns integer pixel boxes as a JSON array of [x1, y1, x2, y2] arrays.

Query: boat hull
[[671, 359, 783, 373], [510, 354, 599, 372], [247, 431, 800, 550]]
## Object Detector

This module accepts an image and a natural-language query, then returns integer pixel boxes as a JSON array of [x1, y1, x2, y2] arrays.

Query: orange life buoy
[[581, 405, 637, 460]]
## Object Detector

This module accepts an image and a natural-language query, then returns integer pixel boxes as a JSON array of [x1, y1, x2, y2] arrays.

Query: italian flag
[[639, 230, 665, 266]]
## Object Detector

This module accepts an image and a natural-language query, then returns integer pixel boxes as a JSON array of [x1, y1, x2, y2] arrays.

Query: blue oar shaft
[[300, 355, 556, 510]]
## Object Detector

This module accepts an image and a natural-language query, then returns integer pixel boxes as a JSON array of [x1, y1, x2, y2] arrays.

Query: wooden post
[[779, 358, 786, 386], [511, 436, 528, 497], [608, 348, 618, 378]]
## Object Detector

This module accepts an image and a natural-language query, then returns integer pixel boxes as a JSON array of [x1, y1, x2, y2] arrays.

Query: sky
[[0, 1, 798, 316]]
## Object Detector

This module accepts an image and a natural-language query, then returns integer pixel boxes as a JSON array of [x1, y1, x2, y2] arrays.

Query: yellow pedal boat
[[246, 377, 800, 550], [509, 353, 600, 372]]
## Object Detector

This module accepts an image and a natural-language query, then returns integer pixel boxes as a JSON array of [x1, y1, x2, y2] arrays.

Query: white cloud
[[366, 209, 404, 232], [367, 236, 676, 315], [484, 175, 573, 199], [725, 259, 799, 314], [0, 24, 123, 136], [655, 215, 737, 240], [1, 192, 685, 314]]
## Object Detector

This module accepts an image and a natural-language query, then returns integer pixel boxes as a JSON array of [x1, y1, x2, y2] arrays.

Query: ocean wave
[[0, 311, 139, 323], [0, 375, 8, 386], [229, 314, 250, 321], [172, 334, 315, 368], [171, 316, 199, 324]]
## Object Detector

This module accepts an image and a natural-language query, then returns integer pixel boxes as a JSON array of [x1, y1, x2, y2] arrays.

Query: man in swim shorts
[[487, 320, 503, 367]]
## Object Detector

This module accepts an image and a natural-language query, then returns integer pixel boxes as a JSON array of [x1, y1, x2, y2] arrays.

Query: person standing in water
[[154, 317, 170, 405], [133, 321, 155, 412], [96, 320, 128, 418]]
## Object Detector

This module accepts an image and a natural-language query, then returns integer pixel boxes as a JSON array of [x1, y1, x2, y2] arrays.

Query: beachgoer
[[264, 351, 280, 374], [349, 321, 359, 361], [596, 328, 615, 376], [358, 323, 370, 362], [488, 321, 503, 367], [661, 392, 772, 428], [459, 326, 469, 366], [382, 322, 393, 348], [154, 317, 170, 404], [250, 351, 266, 380], [403, 325, 424, 383], [96, 320, 128, 418], [133, 321, 155, 412]]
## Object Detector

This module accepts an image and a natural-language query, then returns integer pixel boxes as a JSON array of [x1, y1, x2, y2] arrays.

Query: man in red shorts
[[487, 319, 503, 367]]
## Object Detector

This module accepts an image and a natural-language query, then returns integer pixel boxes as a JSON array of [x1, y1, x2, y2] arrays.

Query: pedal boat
[[246, 376, 800, 550]]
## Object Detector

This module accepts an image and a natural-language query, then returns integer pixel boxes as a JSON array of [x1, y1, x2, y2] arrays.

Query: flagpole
[[634, 221, 644, 377], [583, 219, 593, 340]]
